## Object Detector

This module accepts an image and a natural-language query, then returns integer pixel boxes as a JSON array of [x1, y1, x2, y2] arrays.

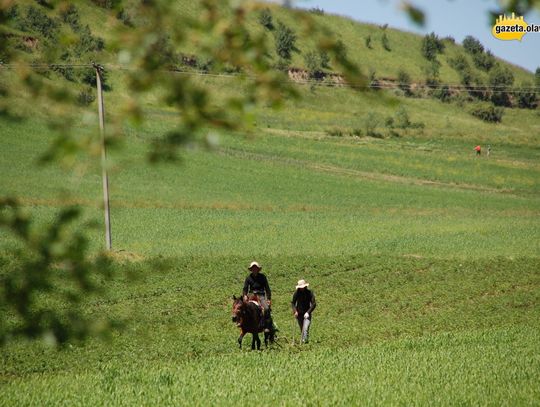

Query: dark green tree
[[274, 21, 297, 60], [421, 32, 444, 61], [489, 65, 514, 106], [258, 8, 274, 30], [462, 35, 484, 55]]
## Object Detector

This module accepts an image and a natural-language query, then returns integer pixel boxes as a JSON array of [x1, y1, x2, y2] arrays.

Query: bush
[[309, 7, 324, 15], [258, 8, 273, 30], [75, 24, 105, 56], [463, 35, 484, 55], [489, 65, 514, 106], [448, 54, 474, 86], [60, 4, 80, 31], [535, 67, 540, 87], [20, 6, 59, 40], [77, 87, 96, 106], [365, 112, 381, 137], [423, 60, 440, 87], [397, 69, 412, 96], [381, 32, 391, 51], [304, 51, 324, 79], [333, 39, 348, 62], [274, 58, 290, 72], [421, 32, 445, 61], [515, 82, 538, 109], [319, 50, 330, 69], [432, 84, 451, 102], [51, 64, 75, 82], [6, 5, 20, 20], [470, 103, 504, 123], [365, 35, 372, 49], [274, 22, 297, 60], [326, 127, 345, 137], [473, 49, 495, 71], [443, 36, 455, 44], [395, 107, 411, 129], [196, 57, 213, 73], [116, 8, 134, 27]]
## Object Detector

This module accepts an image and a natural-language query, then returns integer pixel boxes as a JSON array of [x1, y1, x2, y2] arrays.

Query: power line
[[1, 61, 539, 94]]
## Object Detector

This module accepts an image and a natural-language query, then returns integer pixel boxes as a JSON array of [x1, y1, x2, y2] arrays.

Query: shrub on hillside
[[489, 65, 514, 107], [319, 50, 330, 69], [514, 82, 538, 109], [381, 32, 391, 51], [309, 7, 325, 15], [304, 51, 324, 79], [365, 35, 372, 49], [365, 112, 382, 137], [423, 60, 441, 87], [397, 69, 412, 96], [535, 67, 540, 87], [472, 49, 495, 71], [462, 35, 484, 55], [432, 84, 451, 102], [18, 6, 59, 40], [77, 87, 96, 106], [75, 25, 105, 56], [258, 8, 274, 30], [51, 64, 75, 82], [448, 54, 474, 86], [60, 4, 80, 31], [470, 103, 504, 123], [421, 32, 445, 61], [116, 8, 134, 27], [6, 4, 20, 20], [274, 22, 297, 60]]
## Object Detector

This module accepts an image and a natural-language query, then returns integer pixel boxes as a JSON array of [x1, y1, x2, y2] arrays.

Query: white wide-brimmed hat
[[296, 279, 309, 289], [248, 261, 261, 270]]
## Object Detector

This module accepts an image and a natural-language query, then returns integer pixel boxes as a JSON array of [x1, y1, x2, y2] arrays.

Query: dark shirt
[[243, 273, 271, 299], [291, 288, 316, 316]]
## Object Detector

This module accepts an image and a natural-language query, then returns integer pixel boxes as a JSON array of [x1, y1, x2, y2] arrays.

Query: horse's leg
[[238, 333, 244, 349], [254, 333, 261, 350]]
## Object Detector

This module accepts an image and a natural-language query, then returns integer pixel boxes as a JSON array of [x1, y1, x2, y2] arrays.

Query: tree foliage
[[274, 21, 297, 60], [462, 35, 484, 55], [258, 8, 273, 30], [421, 32, 444, 61], [489, 65, 514, 106]]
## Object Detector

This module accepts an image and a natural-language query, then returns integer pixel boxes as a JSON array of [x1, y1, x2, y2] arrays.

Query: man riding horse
[[242, 261, 274, 334]]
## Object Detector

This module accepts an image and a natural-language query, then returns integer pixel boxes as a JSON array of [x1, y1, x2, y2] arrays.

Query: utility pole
[[93, 63, 112, 251]]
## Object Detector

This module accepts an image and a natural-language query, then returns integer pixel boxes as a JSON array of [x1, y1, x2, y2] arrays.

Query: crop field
[[1, 70, 540, 404]]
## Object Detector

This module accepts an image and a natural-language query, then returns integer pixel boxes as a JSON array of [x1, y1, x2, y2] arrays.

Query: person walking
[[291, 279, 316, 344], [243, 261, 272, 331], [474, 145, 481, 157]]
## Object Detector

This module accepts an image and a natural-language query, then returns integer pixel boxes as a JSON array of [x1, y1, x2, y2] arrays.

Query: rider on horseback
[[242, 261, 274, 333]]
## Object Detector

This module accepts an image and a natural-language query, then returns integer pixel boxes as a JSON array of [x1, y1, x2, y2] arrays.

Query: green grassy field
[[2, 1, 540, 405], [1, 80, 539, 404]]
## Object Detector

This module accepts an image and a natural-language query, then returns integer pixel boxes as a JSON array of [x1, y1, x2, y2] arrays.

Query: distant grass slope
[[5, 0, 535, 83]]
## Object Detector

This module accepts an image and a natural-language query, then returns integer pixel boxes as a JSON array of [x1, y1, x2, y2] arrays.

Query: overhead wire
[[1, 61, 539, 94]]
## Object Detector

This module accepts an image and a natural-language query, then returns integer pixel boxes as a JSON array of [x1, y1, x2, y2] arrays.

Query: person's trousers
[[296, 316, 311, 343]]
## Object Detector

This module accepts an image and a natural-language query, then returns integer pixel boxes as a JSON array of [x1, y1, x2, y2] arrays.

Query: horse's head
[[231, 295, 244, 326]]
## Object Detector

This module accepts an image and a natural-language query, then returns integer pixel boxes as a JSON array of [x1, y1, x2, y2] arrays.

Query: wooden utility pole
[[93, 63, 112, 251]]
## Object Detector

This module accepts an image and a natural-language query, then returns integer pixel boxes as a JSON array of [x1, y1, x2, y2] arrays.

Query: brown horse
[[231, 295, 275, 350]]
